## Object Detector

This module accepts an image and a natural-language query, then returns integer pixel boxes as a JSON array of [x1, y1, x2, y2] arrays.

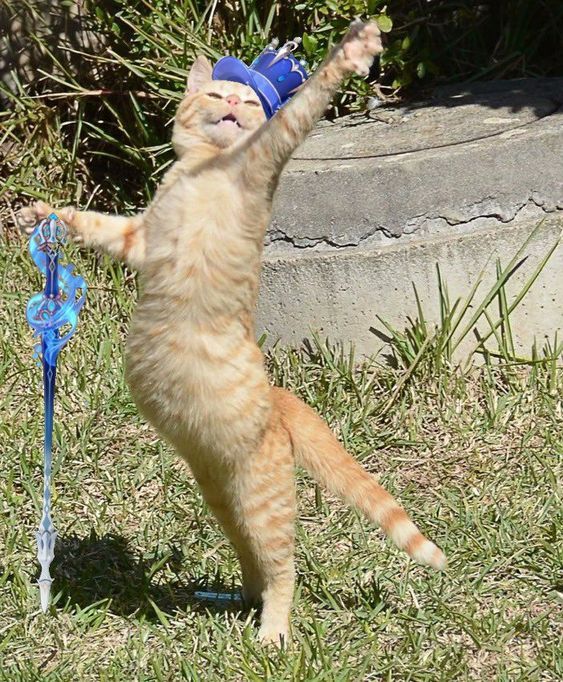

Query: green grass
[[0, 231, 561, 680]]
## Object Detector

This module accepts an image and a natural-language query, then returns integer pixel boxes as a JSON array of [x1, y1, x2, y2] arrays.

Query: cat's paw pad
[[342, 20, 383, 77]]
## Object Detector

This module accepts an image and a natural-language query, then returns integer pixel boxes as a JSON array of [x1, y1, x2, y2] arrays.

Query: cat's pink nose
[[226, 94, 241, 106]]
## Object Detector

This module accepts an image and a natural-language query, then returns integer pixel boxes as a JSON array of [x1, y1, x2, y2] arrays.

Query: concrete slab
[[258, 79, 563, 356]]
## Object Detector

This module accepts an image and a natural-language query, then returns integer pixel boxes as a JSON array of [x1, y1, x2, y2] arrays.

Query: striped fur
[[18, 22, 445, 645], [275, 389, 446, 571]]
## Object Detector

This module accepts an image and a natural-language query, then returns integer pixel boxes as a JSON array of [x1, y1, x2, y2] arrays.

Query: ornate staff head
[[26, 213, 87, 611]]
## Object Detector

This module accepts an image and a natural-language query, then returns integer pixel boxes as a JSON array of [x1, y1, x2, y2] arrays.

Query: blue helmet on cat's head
[[212, 38, 308, 119]]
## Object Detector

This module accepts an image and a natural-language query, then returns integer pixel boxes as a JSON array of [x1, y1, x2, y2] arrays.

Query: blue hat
[[212, 38, 308, 119]]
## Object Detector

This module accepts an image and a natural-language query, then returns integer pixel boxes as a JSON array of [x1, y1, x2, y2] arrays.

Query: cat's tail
[[274, 388, 446, 570]]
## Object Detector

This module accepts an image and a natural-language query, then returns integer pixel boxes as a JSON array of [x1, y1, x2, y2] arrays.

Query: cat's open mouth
[[216, 113, 241, 128]]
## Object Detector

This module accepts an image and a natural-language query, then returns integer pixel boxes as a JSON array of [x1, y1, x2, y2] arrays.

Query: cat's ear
[[187, 56, 213, 93]]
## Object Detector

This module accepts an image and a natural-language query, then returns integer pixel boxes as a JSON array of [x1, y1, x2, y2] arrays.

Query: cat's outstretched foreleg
[[18, 201, 146, 269], [244, 20, 383, 172]]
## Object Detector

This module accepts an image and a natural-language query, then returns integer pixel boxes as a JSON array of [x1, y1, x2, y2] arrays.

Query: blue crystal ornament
[[26, 213, 87, 611], [212, 38, 308, 118]]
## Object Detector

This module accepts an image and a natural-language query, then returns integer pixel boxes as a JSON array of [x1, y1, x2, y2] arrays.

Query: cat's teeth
[[217, 119, 240, 130], [217, 113, 240, 128]]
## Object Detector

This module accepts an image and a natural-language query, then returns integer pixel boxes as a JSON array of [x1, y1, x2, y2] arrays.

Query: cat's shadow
[[53, 532, 246, 620]]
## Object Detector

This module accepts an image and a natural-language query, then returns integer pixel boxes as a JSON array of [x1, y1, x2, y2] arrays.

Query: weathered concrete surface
[[259, 218, 562, 357], [258, 79, 563, 355]]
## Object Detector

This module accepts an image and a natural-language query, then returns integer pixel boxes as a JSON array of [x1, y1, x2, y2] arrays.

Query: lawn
[[0, 232, 561, 681]]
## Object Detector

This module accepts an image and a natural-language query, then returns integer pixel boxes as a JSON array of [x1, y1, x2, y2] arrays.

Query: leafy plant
[[2, 0, 563, 222]]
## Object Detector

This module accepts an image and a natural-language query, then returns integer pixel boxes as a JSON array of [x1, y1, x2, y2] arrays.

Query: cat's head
[[173, 56, 266, 157]]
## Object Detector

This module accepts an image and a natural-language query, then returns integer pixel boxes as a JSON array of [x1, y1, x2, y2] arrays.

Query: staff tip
[[39, 580, 52, 612]]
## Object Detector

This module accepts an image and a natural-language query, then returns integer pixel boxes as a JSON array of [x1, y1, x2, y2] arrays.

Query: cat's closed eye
[[244, 100, 261, 106], [206, 92, 223, 100]]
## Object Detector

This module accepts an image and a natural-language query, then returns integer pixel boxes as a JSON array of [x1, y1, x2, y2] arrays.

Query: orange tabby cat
[[19, 21, 445, 644]]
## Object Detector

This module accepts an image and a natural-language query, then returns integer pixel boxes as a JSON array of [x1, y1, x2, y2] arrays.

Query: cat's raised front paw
[[16, 201, 76, 236], [342, 20, 383, 77], [17, 202, 48, 236]]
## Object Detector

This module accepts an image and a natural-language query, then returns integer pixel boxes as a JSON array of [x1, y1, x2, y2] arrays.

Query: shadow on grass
[[54, 532, 247, 621], [51, 532, 398, 622]]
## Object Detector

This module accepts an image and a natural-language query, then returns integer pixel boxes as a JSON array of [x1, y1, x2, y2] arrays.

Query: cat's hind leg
[[200, 423, 297, 644], [203, 490, 295, 646], [195, 484, 265, 608], [238, 423, 297, 645]]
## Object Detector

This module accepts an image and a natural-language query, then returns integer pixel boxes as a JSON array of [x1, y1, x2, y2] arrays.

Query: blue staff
[[26, 213, 87, 611]]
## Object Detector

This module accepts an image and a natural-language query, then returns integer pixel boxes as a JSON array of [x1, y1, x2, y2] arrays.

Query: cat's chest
[[153, 172, 258, 252], [142, 172, 264, 304], [155, 170, 251, 237]]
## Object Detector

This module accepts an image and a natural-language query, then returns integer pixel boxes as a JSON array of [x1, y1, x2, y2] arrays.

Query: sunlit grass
[[0, 231, 561, 680]]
